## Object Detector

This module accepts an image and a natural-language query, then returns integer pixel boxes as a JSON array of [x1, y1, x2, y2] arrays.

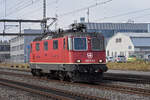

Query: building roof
[[83, 23, 148, 30], [119, 32, 150, 37], [131, 37, 150, 47], [117, 32, 150, 47]]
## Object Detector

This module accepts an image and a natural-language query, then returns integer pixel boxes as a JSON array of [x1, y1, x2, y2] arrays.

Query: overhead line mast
[[0, 0, 56, 36], [43, 0, 47, 33], [3, 0, 7, 34]]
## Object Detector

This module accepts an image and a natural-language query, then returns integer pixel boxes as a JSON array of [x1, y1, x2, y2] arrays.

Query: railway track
[[98, 83, 150, 96], [1, 67, 150, 84], [103, 73, 150, 84], [0, 67, 150, 84], [0, 78, 106, 100], [0, 71, 150, 97]]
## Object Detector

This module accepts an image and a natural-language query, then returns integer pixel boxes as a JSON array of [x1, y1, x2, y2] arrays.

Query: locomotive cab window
[[36, 43, 40, 51], [91, 37, 104, 51], [73, 37, 87, 51], [44, 41, 48, 51], [53, 40, 58, 49]]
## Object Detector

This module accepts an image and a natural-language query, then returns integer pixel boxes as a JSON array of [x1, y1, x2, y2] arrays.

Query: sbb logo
[[87, 52, 93, 59]]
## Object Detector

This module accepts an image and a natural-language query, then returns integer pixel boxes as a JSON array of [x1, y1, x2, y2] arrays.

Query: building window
[[36, 43, 40, 51], [120, 52, 124, 56], [128, 46, 132, 49], [115, 52, 117, 57], [116, 38, 118, 43], [119, 38, 122, 42], [116, 38, 122, 43], [44, 41, 48, 51], [53, 40, 58, 49], [107, 50, 109, 56], [20, 44, 24, 50], [112, 52, 113, 57]]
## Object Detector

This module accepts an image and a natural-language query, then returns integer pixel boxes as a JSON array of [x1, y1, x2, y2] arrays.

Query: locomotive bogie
[[30, 63, 107, 82]]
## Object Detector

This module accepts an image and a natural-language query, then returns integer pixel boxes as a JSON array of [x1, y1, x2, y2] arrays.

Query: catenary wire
[[6, 0, 41, 17], [95, 7, 150, 21], [58, 0, 112, 17], [19, 0, 57, 18]]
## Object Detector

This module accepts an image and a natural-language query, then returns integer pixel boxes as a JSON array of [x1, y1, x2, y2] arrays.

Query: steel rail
[[0, 77, 107, 100], [103, 73, 150, 84], [0, 79, 72, 100], [0, 69, 150, 97], [0, 67, 149, 84]]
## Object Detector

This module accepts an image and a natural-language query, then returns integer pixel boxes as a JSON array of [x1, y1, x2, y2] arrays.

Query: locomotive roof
[[33, 32, 103, 41]]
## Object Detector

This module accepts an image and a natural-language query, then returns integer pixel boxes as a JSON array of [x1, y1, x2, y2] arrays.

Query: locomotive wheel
[[34, 69, 42, 77], [70, 77, 75, 83], [59, 71, 65, 81], [31, 69, 36, 76], [67, 72, 75, 83], [46, 74, 53, 79]]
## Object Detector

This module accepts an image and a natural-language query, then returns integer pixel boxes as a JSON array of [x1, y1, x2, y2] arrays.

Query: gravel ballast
[[0, 73, 150, 100], [0, 84, 51, 100]]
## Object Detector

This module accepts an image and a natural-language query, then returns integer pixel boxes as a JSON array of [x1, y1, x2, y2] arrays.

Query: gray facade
[[10, 29, 42, 63], [0, 41, 10, 62], [84, 23, 148, 38], [83, 22, 149, 47]]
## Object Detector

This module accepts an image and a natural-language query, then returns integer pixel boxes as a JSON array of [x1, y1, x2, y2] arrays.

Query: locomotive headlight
[[99, 59, 103, 63], [95, 69, 99, 72], [76, 60, 81, 63], [95, 69, 102, 72]]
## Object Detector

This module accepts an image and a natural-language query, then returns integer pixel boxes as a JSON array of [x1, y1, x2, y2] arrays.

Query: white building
[[10, 29, 42, 63], [106, 33, 150, 58]]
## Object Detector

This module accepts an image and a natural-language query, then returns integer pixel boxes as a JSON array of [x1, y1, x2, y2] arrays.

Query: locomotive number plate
[[85, 59, 95, 62]]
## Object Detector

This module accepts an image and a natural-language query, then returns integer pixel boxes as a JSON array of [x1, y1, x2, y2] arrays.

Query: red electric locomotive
[[30, 24, 108, 82]]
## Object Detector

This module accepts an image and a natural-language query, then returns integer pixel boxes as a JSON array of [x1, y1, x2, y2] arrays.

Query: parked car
[[106, 56, 115, 62], [115, 55, 126, 63], [127, 55, 136, 62], [144, 54, 150, 61]]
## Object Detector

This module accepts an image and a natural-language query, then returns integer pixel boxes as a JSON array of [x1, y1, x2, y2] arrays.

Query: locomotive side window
[[36, 43, 40, 51], [63, 39, 65, 49], [53, 40, 58, 49], [73, 37, 87, 51], [44, 41, 48, 51], [91, 37, 104, 51]]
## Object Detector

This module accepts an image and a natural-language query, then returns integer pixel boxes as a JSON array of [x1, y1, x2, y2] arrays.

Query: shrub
[[107, 61, 150, 71]]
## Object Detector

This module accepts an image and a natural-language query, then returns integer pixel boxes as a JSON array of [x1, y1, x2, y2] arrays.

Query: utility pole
[[43, 0, 47, 33], [43, 0, 46, 19], [3, 0, 7, 34], [55, 0, 58, 30], [5, 0, 6, 17], [55, 14, 58, 30], [87, 8, 90, 23]]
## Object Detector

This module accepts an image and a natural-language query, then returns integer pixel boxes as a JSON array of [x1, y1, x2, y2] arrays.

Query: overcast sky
[[0, 0, 150, 33]]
